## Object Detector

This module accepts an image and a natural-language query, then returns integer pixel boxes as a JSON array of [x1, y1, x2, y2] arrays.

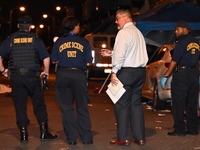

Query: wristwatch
[[0, 69, 5, 74]]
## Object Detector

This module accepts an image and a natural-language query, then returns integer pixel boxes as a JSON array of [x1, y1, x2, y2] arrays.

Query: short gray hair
[[116, 10, 132, 19]]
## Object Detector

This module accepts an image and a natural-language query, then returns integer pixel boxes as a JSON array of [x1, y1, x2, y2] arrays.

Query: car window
[[146, 45, 159, 64], [110, 37, 115, 48], [155, 48, 166, 61], [148, 50, 159, 64], [93, 37, 108, 48], [170, 49, 174, 57]]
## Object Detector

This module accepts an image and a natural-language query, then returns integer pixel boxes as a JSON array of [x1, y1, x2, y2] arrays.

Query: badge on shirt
[[187, 43, 200, 54]]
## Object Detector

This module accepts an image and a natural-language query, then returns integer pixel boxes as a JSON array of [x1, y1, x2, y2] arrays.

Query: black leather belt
[[175, 65, 198, 72], [58, 66, 84, 72], [122, 67, 145, 69], [178, 65, 198, 69]]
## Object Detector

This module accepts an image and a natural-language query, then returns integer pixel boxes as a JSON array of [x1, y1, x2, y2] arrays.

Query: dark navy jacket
[[51, 34, 92, 70]]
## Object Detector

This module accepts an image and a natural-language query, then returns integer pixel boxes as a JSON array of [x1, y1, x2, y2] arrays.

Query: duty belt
[[10, 68, 40, 76], [58, 66, 84, 72], [121, 67, 145, 69], [175, 65, 198, 71]]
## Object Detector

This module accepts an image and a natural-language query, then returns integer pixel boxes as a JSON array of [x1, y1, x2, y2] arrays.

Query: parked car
[[143, 43, 200, 112], [84, 33, 115, 78], [142, 44, 175, 110]]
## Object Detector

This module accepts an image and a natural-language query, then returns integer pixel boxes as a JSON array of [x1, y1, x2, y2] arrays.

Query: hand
[[100, 49, 112, 57], [111, 73, 119, 86], [161, 77, 168, 88], [40, 71, 49, 79]]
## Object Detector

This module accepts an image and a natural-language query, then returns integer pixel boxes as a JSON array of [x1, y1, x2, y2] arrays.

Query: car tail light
[[96, 63, 112, 67], [165, 63, 170, 68]]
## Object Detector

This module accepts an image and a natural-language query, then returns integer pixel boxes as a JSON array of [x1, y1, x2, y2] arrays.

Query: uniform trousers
[[115, 67, 145, 141], [171, 68, 199, 134], [55, 68, 93, 143], [10, 72, 48, 127]]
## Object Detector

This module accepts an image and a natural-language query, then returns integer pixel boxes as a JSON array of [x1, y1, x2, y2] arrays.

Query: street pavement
[[0, 71, 200, 150]]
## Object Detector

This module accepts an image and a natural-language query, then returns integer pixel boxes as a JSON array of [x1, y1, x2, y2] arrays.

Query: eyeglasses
[[115, 16, 126, 21]]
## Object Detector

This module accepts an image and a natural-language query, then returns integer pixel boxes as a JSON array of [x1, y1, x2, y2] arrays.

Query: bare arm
[[164, 60, 177, 77], [0, 56, 4, 72], [0, 56, 8, 77], [40, 57, 50, 77]]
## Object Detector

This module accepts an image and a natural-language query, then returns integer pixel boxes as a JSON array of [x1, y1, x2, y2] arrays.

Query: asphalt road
[[0, 71, 200, 150]]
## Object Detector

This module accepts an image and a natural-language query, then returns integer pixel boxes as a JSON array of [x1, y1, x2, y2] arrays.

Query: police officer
[[0, 15, 58, 143], [51, 16, 93, 145], [161, 20, 200, 136]]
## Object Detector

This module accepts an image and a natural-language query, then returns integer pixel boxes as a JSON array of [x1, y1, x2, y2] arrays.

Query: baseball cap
[[175, 20, 190, 29], [18, 15, 32, 24]]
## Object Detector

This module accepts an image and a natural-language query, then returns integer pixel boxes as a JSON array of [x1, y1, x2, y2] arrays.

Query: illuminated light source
[[104, 69, 112, 73], [96, 63, 112, 67], [56, 6, 61, 11], [163, 48, 167, 51], [30, 25, 35, 29], [56, 6, 68, 16], [92, 50, 95, 63], [39, 24, 44, 28], [19, 7, 25, 11], [102, 44, 106, 48], [43, 14, 48, 18]]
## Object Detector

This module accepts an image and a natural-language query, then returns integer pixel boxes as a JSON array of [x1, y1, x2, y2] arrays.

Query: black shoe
[[185, 130, 198, 135], [168, 131, 185, 136], [40, 122, 58, 142], [83, 140, 93, 144], [20, 126, 28, 143], [68, 141, 77, 145], [40, 131, 58, 142]]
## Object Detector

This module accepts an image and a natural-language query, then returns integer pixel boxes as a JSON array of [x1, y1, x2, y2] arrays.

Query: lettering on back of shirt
[[59, 42, 84, 52], [14, 38, 33, 43], [67, 51, 77, 57]]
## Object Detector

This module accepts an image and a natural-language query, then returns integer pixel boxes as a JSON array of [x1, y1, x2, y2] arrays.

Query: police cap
[[18, 15, 32, 24], [176, 20, 190, 29]]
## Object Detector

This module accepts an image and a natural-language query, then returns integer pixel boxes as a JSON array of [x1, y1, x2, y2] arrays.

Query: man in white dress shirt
[[101, 9, 148, 146]]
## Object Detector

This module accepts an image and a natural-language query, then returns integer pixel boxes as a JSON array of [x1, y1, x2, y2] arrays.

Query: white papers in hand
[[106, 88, 126, 104], [106, 79, 126, 104], [107, 80, 123, 95]]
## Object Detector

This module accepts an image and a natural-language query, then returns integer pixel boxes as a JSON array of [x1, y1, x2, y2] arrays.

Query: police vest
[[8, 32, 40, 70]]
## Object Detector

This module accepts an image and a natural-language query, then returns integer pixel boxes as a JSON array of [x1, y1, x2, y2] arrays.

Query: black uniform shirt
[[51, 34, 93, 70], [172, 33, 200, 66], [0, 31, 49, 60]]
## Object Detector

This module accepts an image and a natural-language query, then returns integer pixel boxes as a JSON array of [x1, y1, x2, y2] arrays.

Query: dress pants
[[115, 67, 145, 141]]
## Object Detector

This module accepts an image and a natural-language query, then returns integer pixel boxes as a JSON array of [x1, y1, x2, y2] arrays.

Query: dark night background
[[0, 0, 199, 46]]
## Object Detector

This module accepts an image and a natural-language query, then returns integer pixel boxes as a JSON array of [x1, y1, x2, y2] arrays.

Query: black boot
[[20, 126, 28, 143], [40, 122, 58, 142]]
